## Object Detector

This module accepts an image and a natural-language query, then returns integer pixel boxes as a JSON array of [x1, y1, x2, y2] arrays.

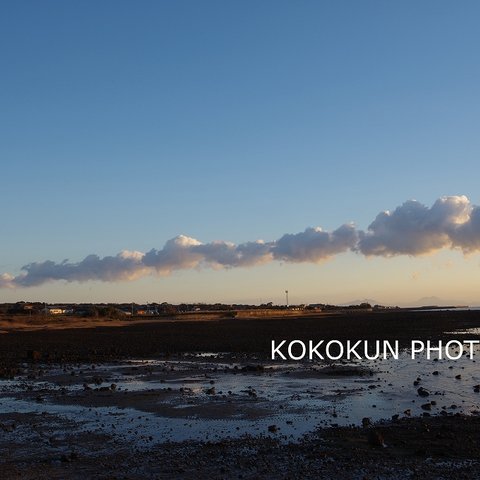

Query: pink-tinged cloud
[[358, 195, 474, 256], [2, 195, 480, 288]]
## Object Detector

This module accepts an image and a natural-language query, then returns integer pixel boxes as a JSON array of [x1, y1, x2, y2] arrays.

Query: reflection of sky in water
[[1, 348, 480, 448], [446, 327, 480, 335]]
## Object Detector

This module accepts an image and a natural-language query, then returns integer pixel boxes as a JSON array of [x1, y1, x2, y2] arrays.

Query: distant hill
[[402, 296, 469, 308], [340, 296, 476, 309], [340, 298, 381, 307]]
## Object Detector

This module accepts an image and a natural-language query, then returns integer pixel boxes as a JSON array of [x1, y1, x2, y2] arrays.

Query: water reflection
[[1, 348, 480, 447]]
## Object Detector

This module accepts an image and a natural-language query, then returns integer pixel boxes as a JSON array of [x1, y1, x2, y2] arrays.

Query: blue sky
[[2, 1, 480, 305]]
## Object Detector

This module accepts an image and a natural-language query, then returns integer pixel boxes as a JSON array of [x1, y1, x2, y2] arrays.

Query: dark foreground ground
[[2, 415, 480, 479], [1, 310, 480, 479], [1, 309, 480, 365]]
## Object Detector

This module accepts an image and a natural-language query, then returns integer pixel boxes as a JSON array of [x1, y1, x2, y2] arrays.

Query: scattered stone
[[0, 423, 15, 433], [26, 350, 42, 361], [92, 376, 103, 385], [417, 387, 430, 397], [241, 365, 265, 372], [242, 387, 257, 398], [362, 417, 372, 428], [367, 429, 386, 448]]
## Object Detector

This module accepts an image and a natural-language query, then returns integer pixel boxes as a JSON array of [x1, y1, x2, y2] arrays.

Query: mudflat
[[1, 309, 479, 362], [1, 310, 480, 479]]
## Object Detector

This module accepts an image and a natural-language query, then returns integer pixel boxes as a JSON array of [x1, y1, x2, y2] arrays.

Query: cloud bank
[[358, 195, 473, 256], [2, 195, 480, 288]]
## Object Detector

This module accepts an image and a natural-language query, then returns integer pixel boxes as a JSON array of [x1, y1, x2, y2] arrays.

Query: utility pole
[[285, 290, 289, 308]]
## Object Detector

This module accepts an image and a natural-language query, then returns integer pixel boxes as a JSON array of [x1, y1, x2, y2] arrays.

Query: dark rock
[[417, 387, 430, 397], [367, 430, 385, 447], [0, 423, 15, 433], [362, 417, 372, 428], [241, 365, 265, 372], [92, 376, 103, 385], [27, 350, 42, 361]]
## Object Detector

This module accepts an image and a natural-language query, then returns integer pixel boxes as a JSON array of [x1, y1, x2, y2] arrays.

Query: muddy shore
[[1, 310, 480, 479], [2, 415, 480, 479], [1, 309, 480, 364]]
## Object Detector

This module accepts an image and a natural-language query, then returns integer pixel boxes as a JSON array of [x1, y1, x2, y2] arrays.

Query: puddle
[[446, 328, 480, 335], [2, 349, 480, 449]]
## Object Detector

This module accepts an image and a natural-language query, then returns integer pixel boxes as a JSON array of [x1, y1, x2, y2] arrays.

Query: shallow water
[[447, 327, 480, 335], [1, 348, 480, 448]]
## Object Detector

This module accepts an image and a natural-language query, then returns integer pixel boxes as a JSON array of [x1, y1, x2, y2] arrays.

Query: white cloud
[[273, 224, 357, 262], [3, 195, 480, 288], [451, 205, 480, 253], [358, 196, 473, 256], [143, 235, 204, 274], [0, 273, 15, 289]]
